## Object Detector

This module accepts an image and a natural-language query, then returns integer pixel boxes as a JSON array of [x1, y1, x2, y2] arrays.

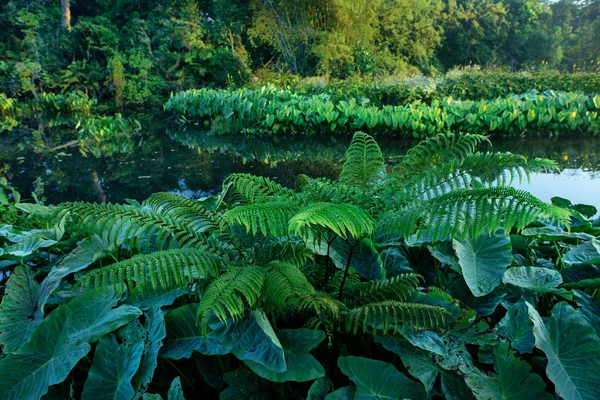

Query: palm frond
[[339, 131, 385, 188], [289, 202, 375, 240], [342, 301, 449, 335]]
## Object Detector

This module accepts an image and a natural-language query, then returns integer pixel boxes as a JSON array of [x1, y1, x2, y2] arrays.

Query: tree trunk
[[61, 0, 71, 31]]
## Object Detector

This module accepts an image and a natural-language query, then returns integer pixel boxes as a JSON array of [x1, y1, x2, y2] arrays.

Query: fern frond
[[394, 132, 489, 176], [253, 237, 312, 268], [145, 192, 220, 233], [377, 187, 571, 242], [76, 249, 224, 295], [55, 202, 234, 258], [297, 291, 342, 320], [390, 152, 559, 205], [299, 178, 386, 216], [220, 201, 298, 236], [197, 266, 266, 334], [263, 261, 315, 311], [225, 173, 296, 204], [339, 131, 385, 188], [343, 274, 421, 303], [289, 202, 375, 240], [342, 301, 449, 335]]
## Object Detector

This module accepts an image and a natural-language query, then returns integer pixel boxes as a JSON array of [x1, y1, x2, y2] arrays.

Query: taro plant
[[1, 132, 599, 399]]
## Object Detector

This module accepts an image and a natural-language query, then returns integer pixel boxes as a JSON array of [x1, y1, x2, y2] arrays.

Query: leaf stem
[[338, 242, 356, 301]]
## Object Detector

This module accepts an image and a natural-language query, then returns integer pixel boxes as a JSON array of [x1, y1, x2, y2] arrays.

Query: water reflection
[[2, 129, 600, 208]]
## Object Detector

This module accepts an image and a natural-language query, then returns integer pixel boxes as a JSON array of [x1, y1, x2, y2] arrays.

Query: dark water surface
[[3, 129, 600, 209]]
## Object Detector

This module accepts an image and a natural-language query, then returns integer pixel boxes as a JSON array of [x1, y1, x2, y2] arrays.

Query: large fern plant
[[1, 131, 577, 399]]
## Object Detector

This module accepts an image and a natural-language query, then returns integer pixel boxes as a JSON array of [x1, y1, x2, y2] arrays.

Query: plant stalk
[[338, 243, 356, 301]]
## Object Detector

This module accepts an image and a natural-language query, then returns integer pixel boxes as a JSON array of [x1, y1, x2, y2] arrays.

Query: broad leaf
[[130, 306, 166, 395], [496, 298, 535, 354], [337, 356, 427, 399], [81, 333, 144, 400], [465, 342, 550, 400], [573, 290, 600, 336], [0, 291, 141, 400], [160, 303, 227, 359], [167, 377, 186, 400], [219, 369, 271, 400], [376, 336, 439, 394], [563, 239, 600, 265], [3, 236, 56, 257], [308, 377, 331, 400], [502, 267, 562, 289], [0, 266, 43, 353], [527, 301, 600, 400], [245, 328, 325, 382], [453, 231, 513, 297], [213, 311, 286, 373]]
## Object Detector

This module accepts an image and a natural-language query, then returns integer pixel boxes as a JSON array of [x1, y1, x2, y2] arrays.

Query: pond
[[3, 129, 600, 210]]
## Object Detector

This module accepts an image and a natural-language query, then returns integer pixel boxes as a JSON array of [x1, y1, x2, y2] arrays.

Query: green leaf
[[453, 231, 513, 297], [502, 267, 562, 289], [3, 236, 57, 257], [563, 239, 600, 265], [81, 333, 144, 400], [573, 290, 600, 337], [376, 336, 439, 394], [160, 304, 227, 360], [337, 356, 427, 399], [194, 353, 227, 389], [308, 377, 331, 400], [167, 377, 186, 400], [339, 131, 385, 188], [521, 226, 593, 241], [245, 328, 325, 382], [219, 369, 271, 400], [131, 306, 166, 395], [527, 301, 600, 400], [496, 298, 535, 354], [213, 311, 286, 373], [465, 342, 551, 400], [325, 386, 354, 400], [0, 291, 141, 400], [0, 266, 43, 353]]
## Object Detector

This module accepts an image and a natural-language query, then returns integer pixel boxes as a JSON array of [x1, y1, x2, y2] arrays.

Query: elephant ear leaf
[[0, 266, 43, 353], [465, 341, 551, 400], [527, 302, 600, 400], [337, 356, 427, 399], [453, 231, 512, 297], [245, 328, 326, 382], [167, 377, 186, 400], [81, 333, 145, 400], [0, 290, 141, 400]]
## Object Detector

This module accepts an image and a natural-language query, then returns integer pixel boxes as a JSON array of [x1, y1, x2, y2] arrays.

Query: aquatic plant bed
[[165, 87, 600, 137]]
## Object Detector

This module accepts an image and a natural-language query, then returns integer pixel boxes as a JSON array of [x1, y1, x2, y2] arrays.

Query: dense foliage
[[1, 132, 599, 399], [166, 87, 600, 137]]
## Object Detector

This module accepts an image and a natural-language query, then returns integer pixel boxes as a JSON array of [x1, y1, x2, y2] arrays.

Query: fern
[[252, 238, 313, 268], [342, 301, 449, 335], [220, 201, 298, 236], [225, 173, 296, 204], [197, 266, 266, 334], [145, 192, 220, 233], [297, 291, 342, 320], [394, 132, 489, 176], [378, 187, 571, 242], [262, 261, 315, 310], [55, 202, 234, 258], [76, 249, 224, 294], [288, 202, 375, 240], [339, 131, 385, 188], [343, 274, 421, 303]]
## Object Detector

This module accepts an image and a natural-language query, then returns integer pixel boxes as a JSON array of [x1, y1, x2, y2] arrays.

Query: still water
[[3, 129, 600, 209]]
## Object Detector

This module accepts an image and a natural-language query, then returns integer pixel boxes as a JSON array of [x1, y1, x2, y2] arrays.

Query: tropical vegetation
[[1, 132, 599, 399], [166, 87, 600, 137]]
